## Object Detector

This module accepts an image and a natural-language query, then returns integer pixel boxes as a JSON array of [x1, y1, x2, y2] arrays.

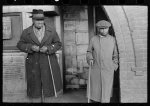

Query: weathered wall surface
[[3, 5, 147, 103], [63, 6, 147, 102], [3, 6, 62, 102], [104, 6, 147, 102], [63, 6, 89, 88]]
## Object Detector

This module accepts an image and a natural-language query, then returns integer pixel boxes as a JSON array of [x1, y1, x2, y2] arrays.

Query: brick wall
[[104, 6, 147, 103]]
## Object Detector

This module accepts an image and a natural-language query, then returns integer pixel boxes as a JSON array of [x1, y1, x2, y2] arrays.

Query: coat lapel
[[40, 26, 52, 45], [28, 26, 41, 45]]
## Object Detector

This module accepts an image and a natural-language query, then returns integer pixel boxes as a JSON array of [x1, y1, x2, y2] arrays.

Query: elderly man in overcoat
[[17, 9, 62, 101], [86, 20, 119, 103]]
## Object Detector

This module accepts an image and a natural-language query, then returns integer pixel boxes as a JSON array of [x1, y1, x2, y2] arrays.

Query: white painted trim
[[3, 5, 59, 13]]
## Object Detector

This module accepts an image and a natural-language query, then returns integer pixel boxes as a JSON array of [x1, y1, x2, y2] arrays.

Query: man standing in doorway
[[86, 20, 119, 103], [17, 9, 62, 102]]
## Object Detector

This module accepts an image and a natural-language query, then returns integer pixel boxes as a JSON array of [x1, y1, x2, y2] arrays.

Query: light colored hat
[[96, 20, 111, 28], [30, 9, 45, 20]]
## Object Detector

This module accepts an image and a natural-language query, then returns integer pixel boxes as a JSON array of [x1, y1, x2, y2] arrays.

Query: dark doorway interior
[[95, 6, 120, 103]]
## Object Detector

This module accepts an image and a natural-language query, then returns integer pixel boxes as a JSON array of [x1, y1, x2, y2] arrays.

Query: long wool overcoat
[[86, 35, 118, 103], [17, 25, 62, 98]]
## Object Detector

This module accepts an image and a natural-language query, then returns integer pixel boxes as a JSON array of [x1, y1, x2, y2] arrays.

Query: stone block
[[134, 48, 147, 53], [3, 53, 27, 101], [125, 6, 147, 16], [121, 88, 147, 97], [126, 52, 134, 58], [76, 20, 88, 31], [80, 8, 88, 19], [134, 44, 147, 49], [132, 66, 147, 72], [63, 14, 80, 19], [133, 39, 147, 45], [136, 57, 147, 63], [121, 78, 147, 89], [120, 71, 127, 80], [77, 54, 89, 67], [76, 32, 89, 44], [132, 19, 147, 27], [126, 58, 135, 63], [124, 38, 132, 45], [65, 56, 72, 69], [135, 61, 147, 67], [64, 31, 76, 45], [118, 47, 126, 53], [126, 70, 135, 80], [63, 7, 88, 19], [65, 56, 77, 68], [119, 52, 126, 58], [134, 71, 147, 80], [64, 20, 76, 31], [72, 56, 78, 67], [121, 93, 147, 103], [119, 65, 128, 72], [76, 45, 88, 55], [126, 62, 135, 68], [132, 35, 147, 40], [132, 25, 147, 30], [132, 30, 147, 39], [64, 45, 77, 56]]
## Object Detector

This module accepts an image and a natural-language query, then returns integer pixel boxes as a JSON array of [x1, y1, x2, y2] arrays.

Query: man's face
[[97, 27, 109, 36], [33, 19, 44, 29]]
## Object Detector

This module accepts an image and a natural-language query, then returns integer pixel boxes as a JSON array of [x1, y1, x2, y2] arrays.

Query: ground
[[3, 88, 119, 103]]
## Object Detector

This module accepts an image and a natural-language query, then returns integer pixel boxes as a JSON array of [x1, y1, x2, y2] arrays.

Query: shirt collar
[[98, 34, 107, 37], [33, 25, 45, 32]]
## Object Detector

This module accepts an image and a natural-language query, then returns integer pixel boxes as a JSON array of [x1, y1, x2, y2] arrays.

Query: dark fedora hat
[[30, 9, 45, 20]]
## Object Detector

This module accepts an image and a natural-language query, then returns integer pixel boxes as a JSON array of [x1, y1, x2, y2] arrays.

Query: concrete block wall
[[63, 6, 89, 69], [104, 6, 147, 102], [63, 6, 89, 87], [122, 6, 147, 102]]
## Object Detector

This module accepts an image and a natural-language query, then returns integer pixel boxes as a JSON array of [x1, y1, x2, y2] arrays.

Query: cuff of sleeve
[[113, 63, 118, 71], [26, 44, 33, 53], [46, 45, 54, 54]]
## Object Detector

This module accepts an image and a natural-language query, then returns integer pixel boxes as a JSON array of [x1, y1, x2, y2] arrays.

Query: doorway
[[88, 6, 120, 103]]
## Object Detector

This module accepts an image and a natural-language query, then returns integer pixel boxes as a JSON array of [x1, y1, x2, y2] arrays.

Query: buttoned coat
[[17, 25, 62, 98], [86, 35, 118, 103]]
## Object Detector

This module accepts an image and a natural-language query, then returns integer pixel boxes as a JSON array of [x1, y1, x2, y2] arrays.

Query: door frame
[[87, 6, 120, 103]]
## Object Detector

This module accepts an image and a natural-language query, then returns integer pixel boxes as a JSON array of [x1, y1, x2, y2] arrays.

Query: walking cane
[[41, 87, 44, 102], [48, 55, 57, 98], [88, 64, 91, 103]]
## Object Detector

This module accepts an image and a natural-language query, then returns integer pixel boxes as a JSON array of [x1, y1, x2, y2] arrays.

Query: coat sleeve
[[46, 30, 62, 55], [17, 30, 33, 53], [86, 38, 94, 65], [112, 38, 119, 71]]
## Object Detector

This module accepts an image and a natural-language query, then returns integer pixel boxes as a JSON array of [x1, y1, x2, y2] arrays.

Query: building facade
[[3, 5, 147, 103]]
